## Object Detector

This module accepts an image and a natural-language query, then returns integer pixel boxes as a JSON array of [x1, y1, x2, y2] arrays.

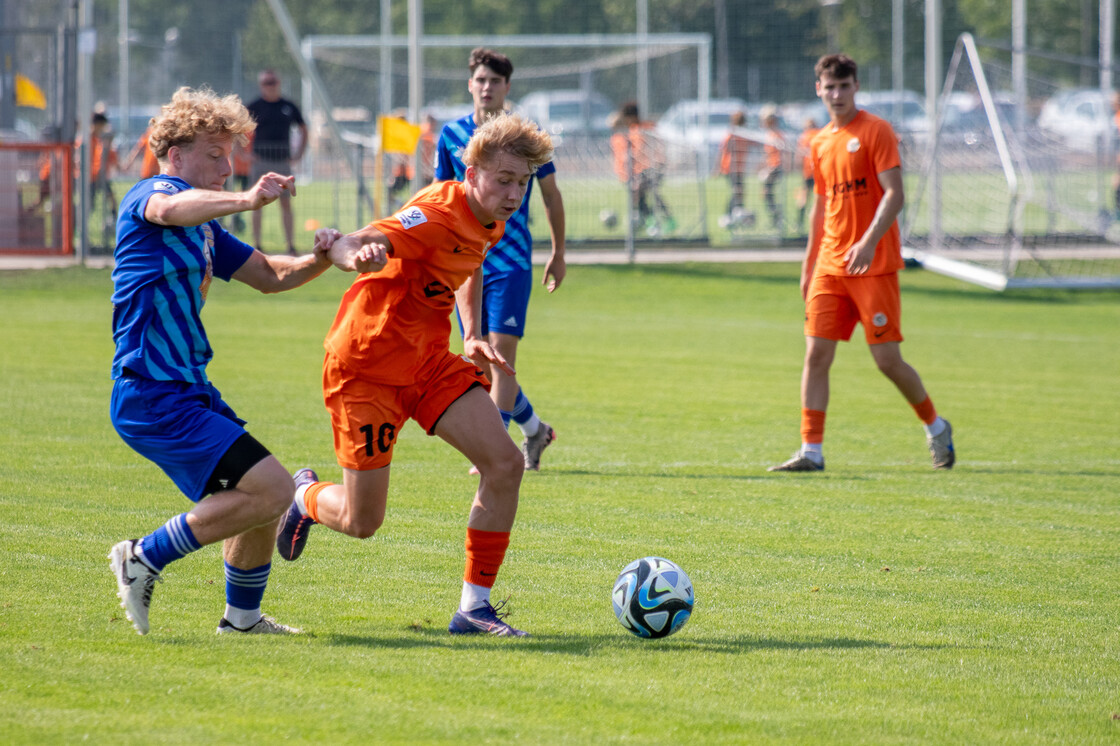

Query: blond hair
[[462, 113, 553, 174], [148, 86, 256, 160]]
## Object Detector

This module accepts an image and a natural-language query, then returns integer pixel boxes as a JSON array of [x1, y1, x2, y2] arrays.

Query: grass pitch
[[1, 262, 1118, 744]]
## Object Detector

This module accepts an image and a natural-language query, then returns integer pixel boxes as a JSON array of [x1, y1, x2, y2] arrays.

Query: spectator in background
[[247, 70, 307, 254], [85, 112, 119, 212], [758, 105, 787, 232], [230, 130, 254, 233], [122, 125, 161, 180], [717, 109, 755, 227], [795, 116, 820, 233], [610, 100, 674, 236]]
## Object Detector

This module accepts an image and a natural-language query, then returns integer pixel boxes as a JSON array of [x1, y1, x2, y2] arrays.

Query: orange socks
[[302, 482, 330, 524], [463, 528, 510, 589], [911, 396, 938, 426], [800, 408, 826, 444]]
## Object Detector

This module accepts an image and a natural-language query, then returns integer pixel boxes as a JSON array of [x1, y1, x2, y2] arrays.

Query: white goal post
[[903, 33, 1120, 291]]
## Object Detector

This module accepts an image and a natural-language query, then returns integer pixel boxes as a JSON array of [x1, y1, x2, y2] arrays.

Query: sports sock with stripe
[[138, 513, 202, 572], [224, 561, 271, 628], [511, 388, 540, 437]]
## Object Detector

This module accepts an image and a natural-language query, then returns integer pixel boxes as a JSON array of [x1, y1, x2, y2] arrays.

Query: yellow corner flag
[[379, 115, 422, 155], [15, 74, 47, 110]]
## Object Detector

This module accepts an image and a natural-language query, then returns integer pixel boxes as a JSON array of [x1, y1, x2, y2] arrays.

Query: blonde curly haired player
[[279, 113, 554, 637], [108, 86, 342, 636]]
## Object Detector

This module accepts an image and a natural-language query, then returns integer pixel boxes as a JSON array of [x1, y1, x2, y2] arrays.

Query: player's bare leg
[[870, 341, 955, 468], [438, 386, 528, 636], [770, 336, 834, 472]]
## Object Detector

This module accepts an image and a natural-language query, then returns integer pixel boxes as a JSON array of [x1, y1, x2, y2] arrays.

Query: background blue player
[[434, 47, 567, 471], [107, 86, 336, 635]]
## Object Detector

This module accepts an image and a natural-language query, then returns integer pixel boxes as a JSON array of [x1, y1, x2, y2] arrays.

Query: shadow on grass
[[322, 630, 944, 656]]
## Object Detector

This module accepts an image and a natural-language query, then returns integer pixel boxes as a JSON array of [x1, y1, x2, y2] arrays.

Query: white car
[[1037, 88, 1116, 153], [655, 98, 758, 161], [854, 90, 928, 141], [516, 89, 614, 143]]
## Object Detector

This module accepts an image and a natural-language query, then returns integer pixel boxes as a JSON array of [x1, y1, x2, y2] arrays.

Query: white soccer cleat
[[216, 615, 301, 635], [109, 540, 162, 635], [928, 419, 955, 470]]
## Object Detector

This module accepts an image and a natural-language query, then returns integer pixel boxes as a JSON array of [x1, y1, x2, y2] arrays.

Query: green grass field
[[2, 262, 1118, 744]]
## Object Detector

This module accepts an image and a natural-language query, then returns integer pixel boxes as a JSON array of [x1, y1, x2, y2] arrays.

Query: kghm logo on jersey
[[831, 177, 868, 196], [396, 206, 428, 229]]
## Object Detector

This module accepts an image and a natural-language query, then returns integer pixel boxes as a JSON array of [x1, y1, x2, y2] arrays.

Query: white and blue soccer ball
[[612, 556, 694, 639]]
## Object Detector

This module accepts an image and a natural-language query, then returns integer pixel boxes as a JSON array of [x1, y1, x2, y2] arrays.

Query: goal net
[[300, 33, 712, 248], [0, 143, 74, 256], [903, 33, 1120, 290]]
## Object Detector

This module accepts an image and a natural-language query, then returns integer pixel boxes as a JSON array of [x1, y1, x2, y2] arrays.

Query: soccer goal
[[297, 32, 713, 250], [903, 33, 1120, 290]]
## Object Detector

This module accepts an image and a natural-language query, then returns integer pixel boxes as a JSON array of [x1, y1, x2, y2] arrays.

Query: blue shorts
[[110, 375, 250, 502], [480, 269, 533, 338]]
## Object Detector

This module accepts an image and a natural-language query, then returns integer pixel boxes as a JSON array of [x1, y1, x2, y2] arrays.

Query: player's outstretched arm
[[144, 172, 296, 228], [232, 233, 333, 294], [323, 227, 391, 274]]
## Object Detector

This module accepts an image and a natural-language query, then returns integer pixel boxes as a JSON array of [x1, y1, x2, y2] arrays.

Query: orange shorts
[[804, 272, 904, 344], [322, 350, 490, 470]]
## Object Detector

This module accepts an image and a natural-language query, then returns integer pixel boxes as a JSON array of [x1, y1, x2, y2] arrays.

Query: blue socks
[[225, 562, 271, 612], [138, 513, 202, 572], [511, 388, 534, 426]]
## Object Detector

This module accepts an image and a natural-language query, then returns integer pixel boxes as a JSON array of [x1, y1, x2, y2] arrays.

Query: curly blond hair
[[148, 86, 256, 160], [462, 113, 553, 174]]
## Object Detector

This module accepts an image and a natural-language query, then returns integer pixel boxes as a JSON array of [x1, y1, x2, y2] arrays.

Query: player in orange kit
[[278, 113, 554, 636], [769, 53, 955, 472]]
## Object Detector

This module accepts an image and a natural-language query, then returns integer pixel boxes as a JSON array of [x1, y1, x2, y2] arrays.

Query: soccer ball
[[612, 556, 694, 639], [599, 208, 618, 230]]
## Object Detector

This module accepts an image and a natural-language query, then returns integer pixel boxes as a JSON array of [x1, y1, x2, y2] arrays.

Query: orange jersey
[[87, 133, 118, 181], [810, 110, 903, 277], [718, 132, 751, 175], [232, 131, 253, 177], [611, 122, 662, 179], [323, 180, 505, 386], [763, 128, 786, 170], [136, 131, 160, 179], [798, 127, 819, 179]]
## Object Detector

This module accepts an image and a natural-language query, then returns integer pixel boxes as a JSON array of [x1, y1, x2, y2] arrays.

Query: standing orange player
[[769, 53, 954, 473], [277, 114, 554, 637]]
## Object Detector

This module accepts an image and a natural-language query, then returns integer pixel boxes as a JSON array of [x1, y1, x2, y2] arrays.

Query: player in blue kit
[[434, 47, 567, 471], [107, 86, 336, 635]]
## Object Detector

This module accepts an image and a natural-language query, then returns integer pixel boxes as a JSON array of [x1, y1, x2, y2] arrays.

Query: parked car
[[517, 89, 614, 142], [854, 89, 928, 141], [1037, 88, 1117, 153], [655, 97, 756, 160]]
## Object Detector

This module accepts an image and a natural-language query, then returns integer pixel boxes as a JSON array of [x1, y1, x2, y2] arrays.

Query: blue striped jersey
[[433, 113, 556, 276], [111, 176, 254, 384]]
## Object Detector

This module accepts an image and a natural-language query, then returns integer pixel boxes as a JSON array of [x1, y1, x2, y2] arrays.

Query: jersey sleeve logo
[[153, 180, 180, 194], [396, 206, 428, 230]]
